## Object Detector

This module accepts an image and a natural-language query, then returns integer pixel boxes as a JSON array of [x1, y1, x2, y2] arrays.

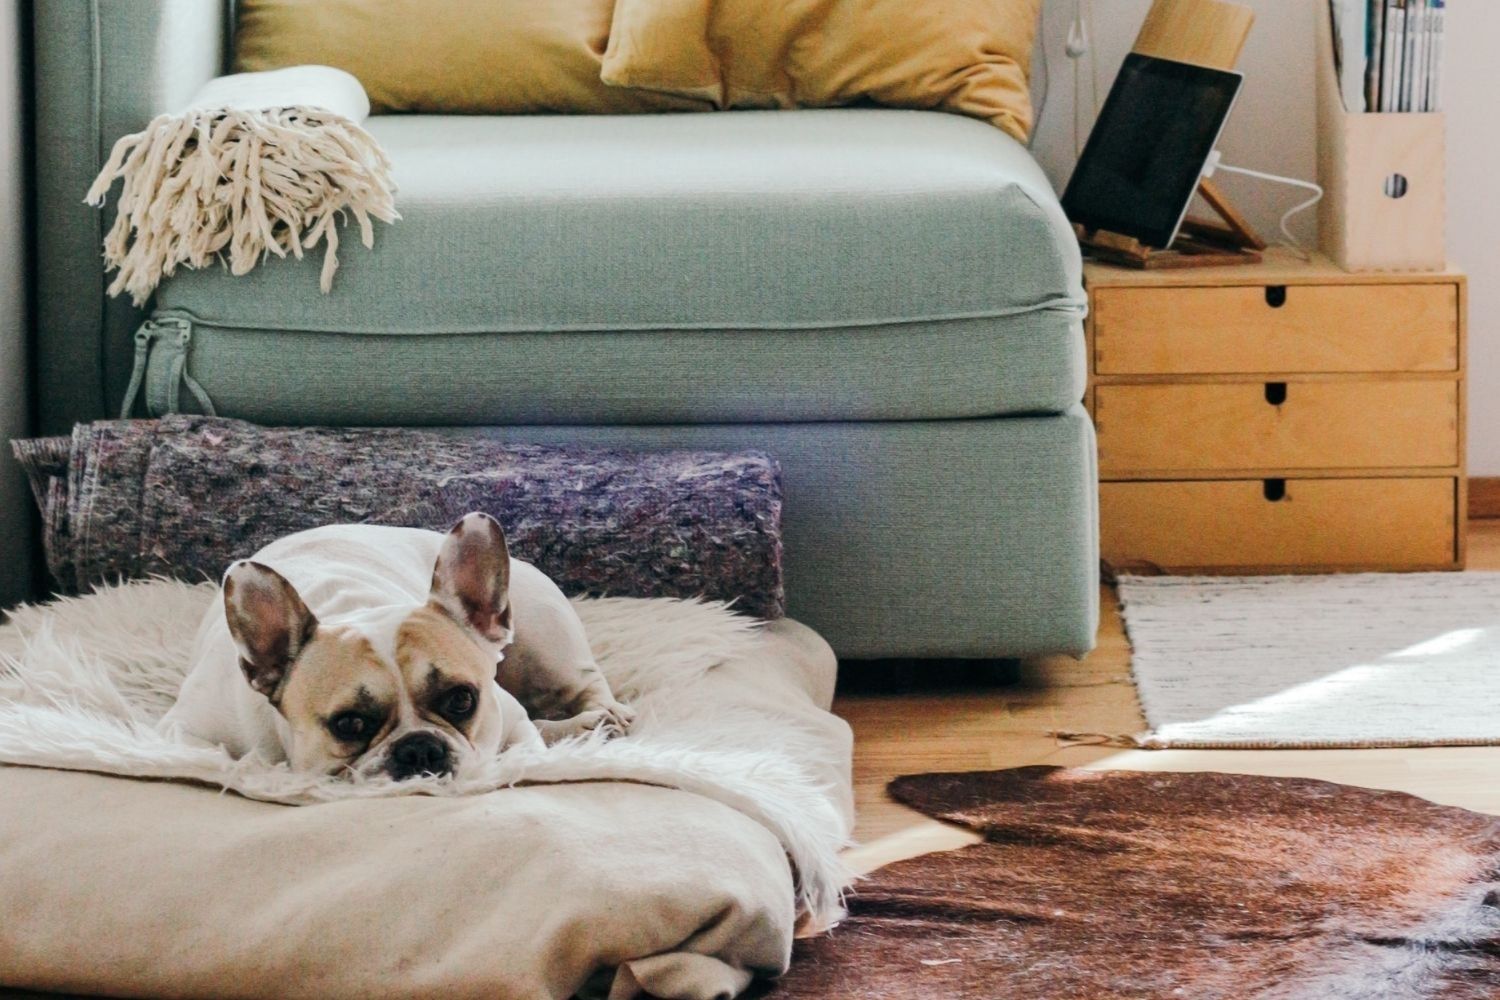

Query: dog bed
[[12, 415, 785, 618], [0, 581, 852, 999]]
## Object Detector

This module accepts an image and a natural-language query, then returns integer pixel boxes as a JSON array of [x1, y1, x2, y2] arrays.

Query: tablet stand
[[1074, 177, 1266, 270]]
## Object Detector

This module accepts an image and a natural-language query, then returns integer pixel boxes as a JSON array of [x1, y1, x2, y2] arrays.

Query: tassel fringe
[[85, 106, 399, 305], [1050, 730, 1151, 749]]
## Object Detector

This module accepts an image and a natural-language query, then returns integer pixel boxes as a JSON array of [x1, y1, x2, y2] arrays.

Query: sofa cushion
[[154, 109, 1086, 423], [603, 0, 1041, 141], [233, 0, 709, 116]]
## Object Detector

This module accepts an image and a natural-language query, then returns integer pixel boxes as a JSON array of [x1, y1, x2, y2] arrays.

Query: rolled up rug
[[85, 66, 398, 305], [10, 417, 786, 619]]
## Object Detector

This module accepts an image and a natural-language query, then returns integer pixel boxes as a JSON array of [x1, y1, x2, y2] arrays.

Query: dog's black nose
[[386, 732, 453, 780]]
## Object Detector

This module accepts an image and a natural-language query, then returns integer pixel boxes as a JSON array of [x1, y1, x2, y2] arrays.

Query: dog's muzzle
[[385, 732, 454, 780]]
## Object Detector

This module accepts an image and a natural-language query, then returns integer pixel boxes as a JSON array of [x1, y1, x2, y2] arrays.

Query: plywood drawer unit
[[1093, 283, 1458, 375], [1095, 380, 1459, 475], [1085, 251, 1467, 573], [1100, 478, 1459, 572]]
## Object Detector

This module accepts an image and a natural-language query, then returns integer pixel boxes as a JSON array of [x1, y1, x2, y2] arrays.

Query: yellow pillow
[[601, 0, 1042, 141], [233, 0, 708, 115]]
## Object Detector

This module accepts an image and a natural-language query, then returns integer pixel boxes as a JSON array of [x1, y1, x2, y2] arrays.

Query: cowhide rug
[[769, 767, 1500, 1000]]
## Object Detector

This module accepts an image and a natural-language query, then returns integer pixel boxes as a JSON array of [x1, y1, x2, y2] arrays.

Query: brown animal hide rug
[[767, 767, 1500, 999]]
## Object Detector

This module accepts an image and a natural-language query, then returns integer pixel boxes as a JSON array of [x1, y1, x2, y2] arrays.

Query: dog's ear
[[223, 560, 319, 704], [429, 512, 512, 645]]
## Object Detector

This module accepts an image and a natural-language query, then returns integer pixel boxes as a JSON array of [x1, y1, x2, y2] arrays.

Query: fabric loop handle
[[119, 318, 218, 419], [118, 323, 155, 419]]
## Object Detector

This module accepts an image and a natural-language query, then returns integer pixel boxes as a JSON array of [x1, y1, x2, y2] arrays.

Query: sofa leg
[[974, 659, 1022, 686], [837, 658, 1023, 694]]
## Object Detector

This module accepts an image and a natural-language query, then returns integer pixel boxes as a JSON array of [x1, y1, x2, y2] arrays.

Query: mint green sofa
[[29, 3, 1097, 659]]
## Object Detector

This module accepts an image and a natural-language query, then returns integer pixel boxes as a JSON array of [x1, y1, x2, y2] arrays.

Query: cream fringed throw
[[85, 66, 398, 305]]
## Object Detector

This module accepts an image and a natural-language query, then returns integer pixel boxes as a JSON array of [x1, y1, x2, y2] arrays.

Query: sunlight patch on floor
[[1390, 627, 1485, 658]]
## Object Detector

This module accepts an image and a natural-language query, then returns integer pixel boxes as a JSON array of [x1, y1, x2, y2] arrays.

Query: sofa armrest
[[32, 0, 229, 434]]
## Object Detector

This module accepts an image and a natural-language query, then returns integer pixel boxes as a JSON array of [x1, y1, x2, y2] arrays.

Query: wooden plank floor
[[835, 519, 1500, 874]]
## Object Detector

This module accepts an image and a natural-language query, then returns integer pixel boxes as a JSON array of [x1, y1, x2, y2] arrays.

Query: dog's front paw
[[535, 703, 634, 744], [599, 699, 635, 734]]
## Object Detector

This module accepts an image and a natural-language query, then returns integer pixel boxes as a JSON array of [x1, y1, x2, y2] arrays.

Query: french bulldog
[[159, 513, 633, 780]]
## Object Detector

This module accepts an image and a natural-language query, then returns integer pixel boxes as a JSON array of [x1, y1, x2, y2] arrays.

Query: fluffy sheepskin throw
[[85, 66, 398, 305], [0, 581, 851, 927]]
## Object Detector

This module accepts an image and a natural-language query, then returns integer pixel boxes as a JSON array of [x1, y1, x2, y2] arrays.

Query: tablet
[[1062, 54, 1243, 250]]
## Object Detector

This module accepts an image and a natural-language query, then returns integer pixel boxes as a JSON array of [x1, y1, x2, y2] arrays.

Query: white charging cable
[[1066, 0, 1099, 158], [1201, 150, 1325, 258], [1030, 6, 1050, 144]]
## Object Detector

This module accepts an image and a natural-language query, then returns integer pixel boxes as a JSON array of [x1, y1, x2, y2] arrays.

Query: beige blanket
[[0, 588, 851, 999], [85, 66, 397, 304], [0, 769, 791, 999]]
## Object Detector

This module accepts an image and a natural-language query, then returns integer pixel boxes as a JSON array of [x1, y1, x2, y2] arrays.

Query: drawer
[[1095, 380, 1459, 474], [1100, 477, 1458, 571], [1093, 284, 1458, 375]]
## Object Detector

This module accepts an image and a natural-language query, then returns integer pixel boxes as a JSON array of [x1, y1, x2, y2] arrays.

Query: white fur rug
[[0, 581, 851, 924], [1119, 573, 1500, 749]]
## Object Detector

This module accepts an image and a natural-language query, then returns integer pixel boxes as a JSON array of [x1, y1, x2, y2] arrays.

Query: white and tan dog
[[160, 513, 633, 780]]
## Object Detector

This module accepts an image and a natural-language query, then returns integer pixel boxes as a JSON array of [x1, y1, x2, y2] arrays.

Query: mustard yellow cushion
[[233, 0, 708, 115], [601, 0, 1042, 141]]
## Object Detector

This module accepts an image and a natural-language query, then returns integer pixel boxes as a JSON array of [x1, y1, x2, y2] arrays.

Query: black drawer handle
[[1265, 286, 1288, 308], [1263, 479, 1287, 502], [1264, 382, 1288, 405]]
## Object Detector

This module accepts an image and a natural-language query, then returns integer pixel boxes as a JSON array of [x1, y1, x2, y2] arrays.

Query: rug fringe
[[85, 106, 399, 304], [1050, 730, 1150, 749]]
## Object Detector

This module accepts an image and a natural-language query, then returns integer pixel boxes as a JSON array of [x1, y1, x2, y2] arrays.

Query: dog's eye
[[440, 686, 477, 722], [328, 712, 372, 741]]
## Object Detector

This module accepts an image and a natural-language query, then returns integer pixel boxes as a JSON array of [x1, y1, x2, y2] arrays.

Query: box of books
[[1318, 0, 1446, 271]]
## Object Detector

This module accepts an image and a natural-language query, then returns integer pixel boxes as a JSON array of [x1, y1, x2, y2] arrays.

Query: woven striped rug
[[1117, 573, 1500, 749]]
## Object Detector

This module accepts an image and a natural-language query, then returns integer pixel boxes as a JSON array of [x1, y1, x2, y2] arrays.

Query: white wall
[[1031, 0, 1497, 472], [1, 0, 30, 607], [1442, 2, 1500, 473]]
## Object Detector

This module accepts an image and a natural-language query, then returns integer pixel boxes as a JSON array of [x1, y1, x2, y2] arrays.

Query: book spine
[[1399, 0, 1418, 111], [1410, 1, 1428, 113], [1380, 1, 1402, 112], [1366, 0, 1386, 110], [1335, 0, 1368, 112], [1427, 0, 1445, 112]]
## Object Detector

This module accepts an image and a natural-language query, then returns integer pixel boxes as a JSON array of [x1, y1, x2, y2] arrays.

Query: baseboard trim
[[1471, 478, 1500, 519]]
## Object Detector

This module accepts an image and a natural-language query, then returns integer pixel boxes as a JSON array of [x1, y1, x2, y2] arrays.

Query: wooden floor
[[834, 519, 1500, 875]]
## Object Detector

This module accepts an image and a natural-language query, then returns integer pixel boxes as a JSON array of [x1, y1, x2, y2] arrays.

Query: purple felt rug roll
[[12, 416, 784, 619]]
